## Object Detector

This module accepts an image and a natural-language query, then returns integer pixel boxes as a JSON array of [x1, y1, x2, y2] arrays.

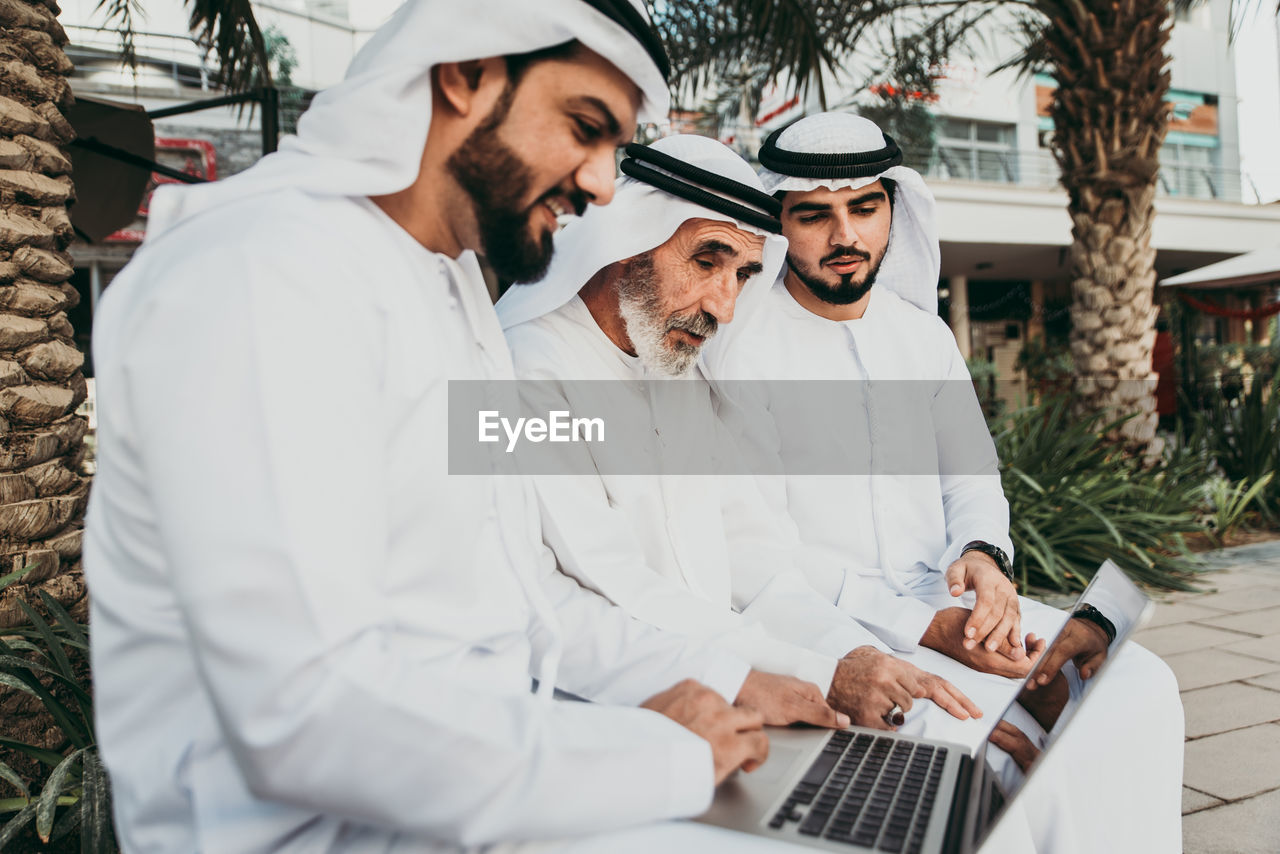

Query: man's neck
[[369, 115, 475, 257], [369, 180, 469, 258], [579, 266, 637, 355], [783, 269, 872, 321]]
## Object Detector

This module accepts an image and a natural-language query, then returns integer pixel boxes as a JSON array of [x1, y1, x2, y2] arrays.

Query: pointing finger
[[925, 675, 980, 720]]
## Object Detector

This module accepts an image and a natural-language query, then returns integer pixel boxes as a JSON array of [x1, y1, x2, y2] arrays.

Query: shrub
[[993, 397, 1209, 592], [0, 567, 113, 852], [1198, 474, 1275, 543], [1194, 366, 1280, 522]]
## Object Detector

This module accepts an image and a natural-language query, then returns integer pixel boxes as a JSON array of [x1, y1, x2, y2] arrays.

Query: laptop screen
[[967, 560, 1154, 852]]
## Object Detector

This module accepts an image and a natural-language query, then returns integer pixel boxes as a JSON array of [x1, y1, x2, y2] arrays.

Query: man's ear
[[434, 57, 509, 118]]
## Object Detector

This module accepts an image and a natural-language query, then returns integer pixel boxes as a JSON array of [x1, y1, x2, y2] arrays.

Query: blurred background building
[[60, 0, 1280, 409]]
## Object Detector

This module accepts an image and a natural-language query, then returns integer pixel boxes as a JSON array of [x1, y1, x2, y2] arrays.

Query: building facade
[[57, 0, 1280, 396]]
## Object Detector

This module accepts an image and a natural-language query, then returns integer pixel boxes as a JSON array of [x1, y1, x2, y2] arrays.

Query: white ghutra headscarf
[[496, 134, 788, 335], [757, 111, 941, 315], [144, 0, 670, 242]]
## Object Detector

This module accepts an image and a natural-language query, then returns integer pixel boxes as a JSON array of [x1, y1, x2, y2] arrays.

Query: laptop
[[696, 560, 1154, 853]]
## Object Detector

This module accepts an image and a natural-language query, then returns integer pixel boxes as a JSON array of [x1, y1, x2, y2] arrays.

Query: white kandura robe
[[81, 191, 810, 854], [711, 277, 1185, 853], [505, 294, 1040, 854], [504, 296, 890, 696]]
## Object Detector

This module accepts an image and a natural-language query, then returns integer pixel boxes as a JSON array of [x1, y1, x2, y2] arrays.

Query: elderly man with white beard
[[497, 134, 985, 736], [701, 111, 1184, 853]]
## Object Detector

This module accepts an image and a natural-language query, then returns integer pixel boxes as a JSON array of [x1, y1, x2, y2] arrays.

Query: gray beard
[[615, 256, 713, 377]]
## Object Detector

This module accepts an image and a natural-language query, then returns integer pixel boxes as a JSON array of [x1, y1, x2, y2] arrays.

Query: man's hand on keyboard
[[827, 647, 982, 730], [736, 670, 852, 729], [642, 679, 770, 784]]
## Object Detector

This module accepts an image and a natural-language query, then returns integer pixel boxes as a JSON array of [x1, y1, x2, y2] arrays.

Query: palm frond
[[95, 0, 270, 94], [94, 0, 142, 75], [186, 0, 272, 92], [648, 1, 899, 109]]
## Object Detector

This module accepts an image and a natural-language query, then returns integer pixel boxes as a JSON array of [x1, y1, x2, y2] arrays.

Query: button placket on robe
[[440, 256, 565, 695], [844, 322, 911, 596]]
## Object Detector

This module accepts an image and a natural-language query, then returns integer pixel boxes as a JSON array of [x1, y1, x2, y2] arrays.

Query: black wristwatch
[[1071, 603, 1116, 645], [960, 540, 1014, 583]]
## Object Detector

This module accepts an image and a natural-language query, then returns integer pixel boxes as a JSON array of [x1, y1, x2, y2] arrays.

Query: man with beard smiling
[[702, 111, 1184, 853], [498, 134, 983, 734], [83, 3, 829, 852]]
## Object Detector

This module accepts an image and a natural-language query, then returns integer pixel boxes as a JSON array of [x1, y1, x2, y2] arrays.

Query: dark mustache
[[822, 247, 871, 265], [667, 310, 718, 340], [538, 187, 589, 217]]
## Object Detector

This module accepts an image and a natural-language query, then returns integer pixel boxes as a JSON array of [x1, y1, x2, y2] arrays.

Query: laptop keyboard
[[767, 731, 947, 853]]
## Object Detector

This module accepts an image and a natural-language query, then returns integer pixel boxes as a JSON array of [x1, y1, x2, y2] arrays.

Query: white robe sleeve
[[715, 420, 890, 669], [529, 542, 752, 706], [529, 389, 887, 694], [932, 330, 1016, 571], [713, 381, 926, 653], [113, 249, 718, 845], [534, 467, 847, 693], [831, 578, 940, 652]]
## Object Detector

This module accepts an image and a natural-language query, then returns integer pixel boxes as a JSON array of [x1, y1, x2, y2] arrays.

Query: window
[[1159, 140, 1220, 199], [935, 119, 1019, 183]]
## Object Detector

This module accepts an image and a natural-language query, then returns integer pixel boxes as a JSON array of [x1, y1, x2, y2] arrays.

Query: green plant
[[1015, 339, 1074, 394], [993, 397, 1208, 592], [1241, 345, 1279, 382], [1197, 366, 1280, 521], [0, 568, 113, 852], [1200, 474, 1275, 543], [966, 356, 1003, 419]]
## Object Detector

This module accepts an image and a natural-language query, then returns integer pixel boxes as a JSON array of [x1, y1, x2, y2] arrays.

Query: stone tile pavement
[[1130, 540, 1280, 854]]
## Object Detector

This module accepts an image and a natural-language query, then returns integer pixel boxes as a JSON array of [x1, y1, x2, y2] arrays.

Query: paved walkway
[[1129, 540, 1280, 854]]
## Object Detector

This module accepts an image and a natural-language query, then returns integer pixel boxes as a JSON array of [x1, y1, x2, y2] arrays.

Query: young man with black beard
[[83, 3, 816, 852], [703, 111, 1184, 853]]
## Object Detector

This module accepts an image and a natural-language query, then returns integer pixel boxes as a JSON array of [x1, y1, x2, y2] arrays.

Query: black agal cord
[[620, 142, 782, 234], [758, 125, 904, 179]]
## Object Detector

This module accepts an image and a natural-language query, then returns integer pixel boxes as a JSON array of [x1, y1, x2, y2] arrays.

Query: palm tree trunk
[[1042, 0, 1173, 453], [0, 0, 89, 627]]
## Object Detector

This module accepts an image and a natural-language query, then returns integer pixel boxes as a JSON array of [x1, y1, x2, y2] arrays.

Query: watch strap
[[960, 540, 1014, 583], [1071, 603, 1117, 645]]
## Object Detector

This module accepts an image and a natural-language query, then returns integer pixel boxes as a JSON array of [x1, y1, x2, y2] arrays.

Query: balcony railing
[[903, 146, 1254, 203], [64, 25, 217, 93]]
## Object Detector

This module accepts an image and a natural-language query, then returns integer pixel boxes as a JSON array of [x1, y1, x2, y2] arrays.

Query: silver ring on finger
[[882, 703, 905, 727]]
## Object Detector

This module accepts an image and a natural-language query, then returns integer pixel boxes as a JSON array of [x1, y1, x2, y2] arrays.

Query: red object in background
[[1179, 292, 1280, 322], [867, 83, 940, 103], [105, 137, 218, 244], [1153, 329, 1177, 416], [756, 95, 800, 127]]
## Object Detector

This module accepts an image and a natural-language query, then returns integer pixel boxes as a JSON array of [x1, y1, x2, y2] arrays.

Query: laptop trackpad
[[750, 744, 805, 784]]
